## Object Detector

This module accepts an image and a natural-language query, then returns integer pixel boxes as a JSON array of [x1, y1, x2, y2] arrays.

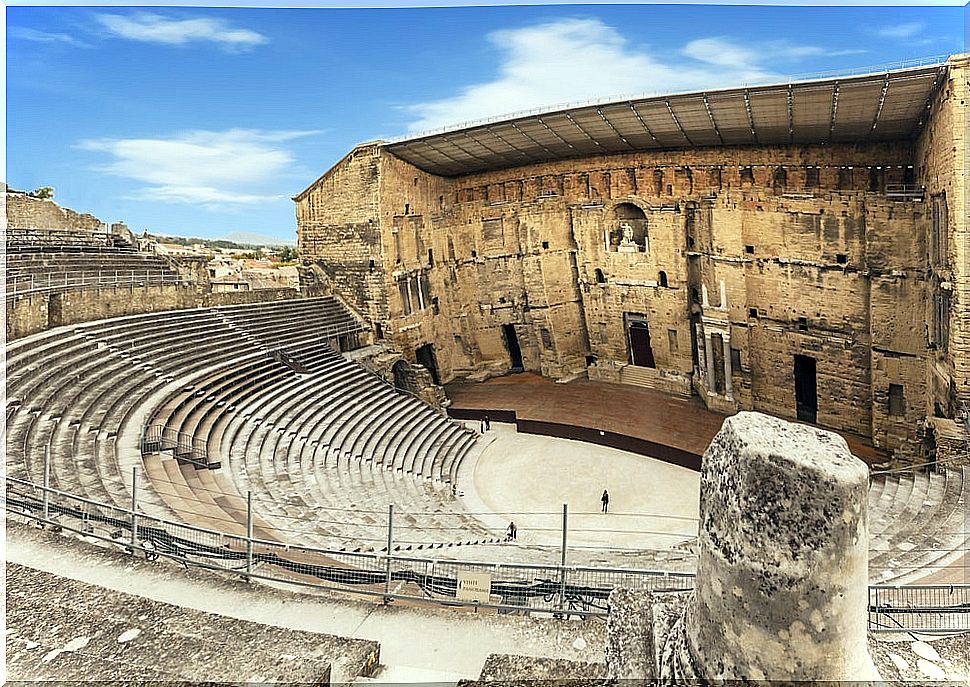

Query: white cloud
[[95, 12, 267, 50], [405, 19, 856, 133], [77, 129, 319, 208], [875, 22, 925, 39], [9, 26, 89, 47]]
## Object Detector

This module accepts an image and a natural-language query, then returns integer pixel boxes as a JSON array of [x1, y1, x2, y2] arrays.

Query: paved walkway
[[4, 521, 605, 682]]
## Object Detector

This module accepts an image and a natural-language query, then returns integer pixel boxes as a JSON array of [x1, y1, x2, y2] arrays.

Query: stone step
[[620, 365, 691, 398]]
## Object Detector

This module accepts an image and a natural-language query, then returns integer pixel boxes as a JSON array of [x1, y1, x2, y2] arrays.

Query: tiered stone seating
[[6, 296, 490, 556], [867, 466, 969, 583], [5, 247, 181, 297]]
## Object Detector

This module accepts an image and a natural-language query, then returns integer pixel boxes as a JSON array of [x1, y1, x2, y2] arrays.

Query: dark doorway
[[711, 333, 726, 395], [502, 324, 524, 372], [794, 354, 817, 423], [627, 317, 656, 368], [415, 344, 440, 385], [392, 360, 411, 392]]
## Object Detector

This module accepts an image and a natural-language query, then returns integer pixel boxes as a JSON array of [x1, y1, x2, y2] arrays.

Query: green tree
[[31, 186, 54, 199]]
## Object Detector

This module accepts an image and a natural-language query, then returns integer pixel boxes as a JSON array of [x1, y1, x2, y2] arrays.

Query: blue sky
[[6, 2, 966, 243]]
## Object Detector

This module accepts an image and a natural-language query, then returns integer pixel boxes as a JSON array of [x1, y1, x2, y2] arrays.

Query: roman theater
[[5, 54, 969, 682]]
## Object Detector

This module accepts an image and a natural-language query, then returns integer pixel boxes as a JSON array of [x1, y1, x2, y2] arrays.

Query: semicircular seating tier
[[5, 296, 499, 554], [866, 466, 969, 584], [5, 231, 184, 298], [6, 295, 968, 579]]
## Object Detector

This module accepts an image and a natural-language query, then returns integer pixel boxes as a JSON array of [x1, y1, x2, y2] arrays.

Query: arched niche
[[607, 201, 649, 253]]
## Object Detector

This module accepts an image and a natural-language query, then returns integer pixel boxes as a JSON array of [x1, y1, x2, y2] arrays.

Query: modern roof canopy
[[382, 62, 947, 178]]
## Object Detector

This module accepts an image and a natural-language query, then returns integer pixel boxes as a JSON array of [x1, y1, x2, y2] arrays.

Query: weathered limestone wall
[[295, 143, 389, 327], [5, 192, 105, 231], [6, 285, 302, 341], [916, 55, 969, 414], [298, 60, 970, 457], [663, 412, 879, 682]]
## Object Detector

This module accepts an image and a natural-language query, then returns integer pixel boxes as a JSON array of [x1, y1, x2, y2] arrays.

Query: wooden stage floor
[[445, 373, 886, 466]]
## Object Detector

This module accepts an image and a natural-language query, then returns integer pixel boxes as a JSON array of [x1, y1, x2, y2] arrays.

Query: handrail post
[[558, 503, 568, 613], [245, 491, 254, 577], [130, 466, 139, 550], [384, 504, 394, 603], [42, 445, 51, 523]]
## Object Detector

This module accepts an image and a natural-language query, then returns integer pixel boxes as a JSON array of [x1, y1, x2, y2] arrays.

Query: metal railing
[[869, 584, 970, 633], [141, 424, 213, 469], [885, 184, 926, 201], [6, 269, 184, 298], [4, 476, 693, 617], [6, 474, 968, 627]]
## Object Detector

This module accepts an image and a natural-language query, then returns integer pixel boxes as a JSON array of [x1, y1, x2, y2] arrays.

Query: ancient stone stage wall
[[297, 58, 969, 459]]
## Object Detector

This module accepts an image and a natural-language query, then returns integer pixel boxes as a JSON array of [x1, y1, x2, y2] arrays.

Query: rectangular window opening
[[888, 384, 905, 417]]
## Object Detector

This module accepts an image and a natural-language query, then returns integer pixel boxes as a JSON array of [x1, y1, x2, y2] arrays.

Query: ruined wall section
[[6, 192, 106, 231], [295, 143, 388, 326], [916, 55, 969, 416]]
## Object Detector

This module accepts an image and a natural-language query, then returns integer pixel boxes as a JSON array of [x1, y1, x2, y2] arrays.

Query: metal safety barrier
[[141, 424, 213, 469], [6, 270, 185, 298], [5, 475, 968, 627], [869, 584, 970, 633]]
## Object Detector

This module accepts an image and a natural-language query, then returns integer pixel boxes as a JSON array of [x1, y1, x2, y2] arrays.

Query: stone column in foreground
[[662, 411, 881, 682]]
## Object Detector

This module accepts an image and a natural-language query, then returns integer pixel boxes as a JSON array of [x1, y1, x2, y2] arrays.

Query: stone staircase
[[620, 365, 692, 398]]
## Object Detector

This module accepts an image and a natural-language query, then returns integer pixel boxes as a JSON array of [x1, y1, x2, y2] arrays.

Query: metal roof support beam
[[461, 131, 521, 166], [787, 84, 795, 144], [440, 137, 494, 167], [908, 68, 946, 137], [510, 122, 558, 157], [629, 103, 661, 145], [702, 95, 724, 145], [827, 83, 840, 143], [563, 112, 603, 150], [537, 118, 575, 151], [743, 91, 758, 144], [420, 139, 468, 168], [868, 74, 891, 139], [664, 99, 694, 146], [485, 126, 532, 159], [596, 108, 634, 149]]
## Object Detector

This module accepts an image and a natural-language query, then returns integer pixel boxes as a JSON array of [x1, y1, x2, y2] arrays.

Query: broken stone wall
[[5, 192, 106, 232]]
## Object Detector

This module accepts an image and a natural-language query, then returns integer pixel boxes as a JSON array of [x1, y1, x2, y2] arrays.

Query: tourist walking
[[484, 415, 491, 431], [601, 489, 609, 513], [506, 521, 517, 541]]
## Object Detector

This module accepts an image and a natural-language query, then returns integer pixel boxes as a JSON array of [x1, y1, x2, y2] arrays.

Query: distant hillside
[[222, 231, 297, 247], [153, 233, 295, 249]]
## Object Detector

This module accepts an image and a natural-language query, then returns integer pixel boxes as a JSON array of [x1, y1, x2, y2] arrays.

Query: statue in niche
[[618, 222, 639, 253]]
